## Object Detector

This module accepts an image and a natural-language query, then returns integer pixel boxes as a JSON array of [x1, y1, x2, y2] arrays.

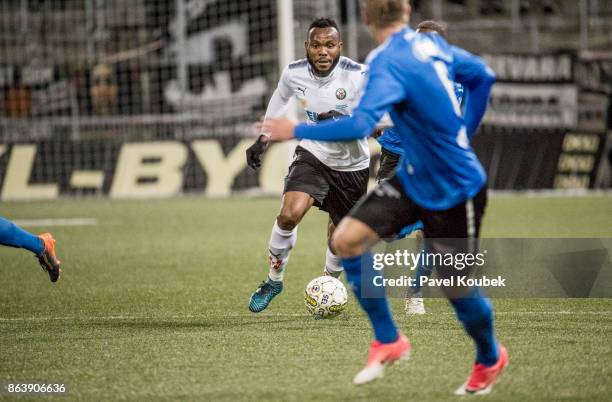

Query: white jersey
[[262, 56, 370, 171]]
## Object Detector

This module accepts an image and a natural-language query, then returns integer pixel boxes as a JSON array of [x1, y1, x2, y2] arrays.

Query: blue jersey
[[377, 83, 465, 156], [294, 27, 495, 210]]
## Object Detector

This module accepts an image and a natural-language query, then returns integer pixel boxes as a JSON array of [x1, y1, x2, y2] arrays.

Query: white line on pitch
[[1, 311, 611, 322], [12, 218, 98, 227]]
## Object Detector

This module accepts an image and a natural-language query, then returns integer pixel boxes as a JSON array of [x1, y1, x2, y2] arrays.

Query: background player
[[260, 0, 507, 394], [377, 20, 466, 315], [245, 18, 370, 313], [0, 216, 62, 282]]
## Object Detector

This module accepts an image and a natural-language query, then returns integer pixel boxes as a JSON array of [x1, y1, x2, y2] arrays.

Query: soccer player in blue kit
[[0, 216, 62, 282], [260, 0, 508, 394], [377, 20, 465, 315]]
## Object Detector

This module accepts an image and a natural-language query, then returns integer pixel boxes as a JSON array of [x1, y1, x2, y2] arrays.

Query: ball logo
[[328, 304, 345, 312], [335, 88, 346, 100], [304, 292, 318, 307]]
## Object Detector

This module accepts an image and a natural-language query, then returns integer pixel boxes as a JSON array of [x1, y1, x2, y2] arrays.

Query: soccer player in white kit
[[246, 18, 370, 313]]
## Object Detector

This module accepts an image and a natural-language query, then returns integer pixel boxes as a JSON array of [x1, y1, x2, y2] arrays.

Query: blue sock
[[450, 287, 499, 366], [0, 217, 44, 255], [342, 252, 398, 343]]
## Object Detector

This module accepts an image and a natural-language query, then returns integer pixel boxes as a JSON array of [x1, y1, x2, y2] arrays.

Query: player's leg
[[376, 148, 429, 314], [0, 217, 61, 282], [248, 191, 314, 313], [322, 166, 369, 278], [0, 216, 44, 254], [323, 218, 343, 278], [404, 226, 429, 315], [376, 147, 423, 240], [249, 147, 328, 313], [420, 186, 507, 394], [375, 146, 400, 183], [269, 191, 314, 280], [332, 176, 418, 384]]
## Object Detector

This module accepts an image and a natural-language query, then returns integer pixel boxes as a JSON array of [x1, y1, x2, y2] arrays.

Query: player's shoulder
[[287, 58, 309, 71], [281, 58, 310, 82], [365, 29, 411, 67]]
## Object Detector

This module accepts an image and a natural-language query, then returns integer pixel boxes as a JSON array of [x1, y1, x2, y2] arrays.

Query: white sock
[[323, 246, 343, 276], [267, 220, 297, 282]]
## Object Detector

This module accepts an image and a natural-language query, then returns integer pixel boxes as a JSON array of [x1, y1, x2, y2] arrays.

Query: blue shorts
[[398, 221, 424, 239]]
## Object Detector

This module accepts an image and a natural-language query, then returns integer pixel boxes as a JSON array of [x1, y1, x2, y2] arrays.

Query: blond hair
[[362, 0, 409, 29]]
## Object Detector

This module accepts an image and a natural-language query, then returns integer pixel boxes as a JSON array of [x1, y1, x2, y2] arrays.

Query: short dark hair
[[416, 20, 447, 39], [308, 17, 340, 36]]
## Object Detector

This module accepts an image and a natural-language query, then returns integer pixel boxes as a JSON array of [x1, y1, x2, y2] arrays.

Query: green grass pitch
[[1, 195, 611, 401]]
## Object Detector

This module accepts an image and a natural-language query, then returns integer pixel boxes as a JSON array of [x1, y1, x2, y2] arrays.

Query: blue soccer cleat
[[249, 278, 283, 313]]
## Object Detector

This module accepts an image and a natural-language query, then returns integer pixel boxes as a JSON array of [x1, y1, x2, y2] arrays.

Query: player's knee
[[331, 227, 358, 258], [277, 207, 302, 230]]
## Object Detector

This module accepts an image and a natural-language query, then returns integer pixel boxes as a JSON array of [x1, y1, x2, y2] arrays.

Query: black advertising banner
[[473, 127, 608, 190], [476, 51, 611, 190]]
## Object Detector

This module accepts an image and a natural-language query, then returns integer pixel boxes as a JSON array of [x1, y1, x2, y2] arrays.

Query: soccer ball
[[304, 276, 348, 318]]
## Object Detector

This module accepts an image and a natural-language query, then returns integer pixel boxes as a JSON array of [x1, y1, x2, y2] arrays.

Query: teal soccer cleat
[[249, 278, 283, 313]]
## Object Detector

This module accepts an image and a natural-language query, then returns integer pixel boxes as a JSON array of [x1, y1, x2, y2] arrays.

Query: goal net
[[0, 0, 610, 201], [0, 0, 339, 199]]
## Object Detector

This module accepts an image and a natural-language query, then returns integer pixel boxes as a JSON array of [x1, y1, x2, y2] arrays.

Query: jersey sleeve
[[261, 67, 293, 135], [295, 57, 406, 141], [264, 88, 290, 118], [450, 46, 496, 135]]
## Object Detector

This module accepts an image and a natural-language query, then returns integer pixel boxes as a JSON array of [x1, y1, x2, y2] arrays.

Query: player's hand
[[246, 135, 269, 170], [256, 118, 297, 142], [318, 110, 345, 121]]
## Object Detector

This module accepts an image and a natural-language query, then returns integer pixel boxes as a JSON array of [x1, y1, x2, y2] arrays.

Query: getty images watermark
[[362, 238, 612, 298], [372, 249, 506, 288]]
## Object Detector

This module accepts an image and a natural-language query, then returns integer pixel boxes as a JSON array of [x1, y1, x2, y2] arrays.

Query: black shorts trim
[[284, 147, 369, 225]]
